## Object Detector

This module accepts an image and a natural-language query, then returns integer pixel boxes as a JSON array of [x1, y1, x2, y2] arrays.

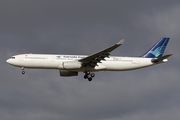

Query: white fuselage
[[6, 54, 167, 72]]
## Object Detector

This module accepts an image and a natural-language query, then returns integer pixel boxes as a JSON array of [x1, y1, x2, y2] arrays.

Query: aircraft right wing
[[78, 39, 124, 67]]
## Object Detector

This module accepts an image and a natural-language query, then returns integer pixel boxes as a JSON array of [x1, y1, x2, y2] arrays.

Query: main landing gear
[[22, 67, 25, 74], [84, 71, 95, 81]]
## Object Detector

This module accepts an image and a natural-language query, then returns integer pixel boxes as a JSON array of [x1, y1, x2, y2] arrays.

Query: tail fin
[[141, 38, 170, 58]]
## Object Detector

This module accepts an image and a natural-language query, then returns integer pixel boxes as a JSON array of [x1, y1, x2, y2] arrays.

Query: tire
[[84, 75, 88, 79], [86, 71, 90, 75], [91, 73, 95, 77], [22, 71, 25, 74], [88, 77, 92, 81]]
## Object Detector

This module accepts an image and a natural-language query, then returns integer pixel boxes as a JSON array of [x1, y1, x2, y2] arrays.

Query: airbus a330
[[6, 38, 172, 81]]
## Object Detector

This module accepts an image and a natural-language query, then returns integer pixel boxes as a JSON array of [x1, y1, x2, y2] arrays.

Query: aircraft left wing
[[78, 39, 124, 67]]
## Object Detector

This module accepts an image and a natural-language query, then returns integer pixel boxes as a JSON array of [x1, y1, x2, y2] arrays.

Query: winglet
[[116, 39, 125, 45]]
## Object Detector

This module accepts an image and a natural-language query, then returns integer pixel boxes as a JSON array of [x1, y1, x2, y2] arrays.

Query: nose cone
[[6, 59, 13, 65], [6, 59, 10, 64]]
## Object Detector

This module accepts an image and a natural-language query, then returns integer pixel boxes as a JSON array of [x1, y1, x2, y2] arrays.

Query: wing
[[78, 39, 124, 67]]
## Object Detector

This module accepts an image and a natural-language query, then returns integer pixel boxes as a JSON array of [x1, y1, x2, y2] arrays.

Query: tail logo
[[149, 46, 166, 57], [140, 37, 169, 58]]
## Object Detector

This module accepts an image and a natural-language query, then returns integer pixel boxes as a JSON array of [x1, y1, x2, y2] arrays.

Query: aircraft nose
[[6, 59, 11, 64]]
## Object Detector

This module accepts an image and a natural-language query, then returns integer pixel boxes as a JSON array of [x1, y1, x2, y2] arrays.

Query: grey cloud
[[1, 0, 180, 120]]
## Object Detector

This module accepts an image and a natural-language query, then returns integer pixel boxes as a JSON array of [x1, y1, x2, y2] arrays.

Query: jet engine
[[63, 61, 82, 69], [60, 70, 78, 77]]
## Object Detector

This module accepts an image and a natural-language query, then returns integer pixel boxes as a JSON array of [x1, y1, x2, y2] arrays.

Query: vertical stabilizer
[[141, 38, 170, 58]]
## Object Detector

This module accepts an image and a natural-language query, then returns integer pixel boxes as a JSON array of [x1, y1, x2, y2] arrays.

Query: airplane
[[6, 37, 172, 81]]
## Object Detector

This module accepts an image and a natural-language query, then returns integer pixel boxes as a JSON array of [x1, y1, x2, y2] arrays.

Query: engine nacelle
[[60, 70, 78, 77], [63, 61, 82, 69]]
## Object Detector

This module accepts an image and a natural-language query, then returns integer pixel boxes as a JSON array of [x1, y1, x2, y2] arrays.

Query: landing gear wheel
[[84, 70, 94, 81], [88, 77, 92, 81], [86, 71, 90, 75], [22, 71, 25, 74], [84, 75, 88, 79], [91, 73, 95, 78]]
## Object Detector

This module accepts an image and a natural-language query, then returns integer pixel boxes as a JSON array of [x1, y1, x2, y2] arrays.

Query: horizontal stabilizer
[[151, 54, 173, 63]]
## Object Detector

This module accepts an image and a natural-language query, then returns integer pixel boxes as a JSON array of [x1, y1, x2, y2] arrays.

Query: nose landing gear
[[84, 71, 95, 81], [22, 67, 25, 74]]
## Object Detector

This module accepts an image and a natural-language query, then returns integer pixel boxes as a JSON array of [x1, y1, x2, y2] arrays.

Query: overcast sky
[[0, 0, 180, 120]]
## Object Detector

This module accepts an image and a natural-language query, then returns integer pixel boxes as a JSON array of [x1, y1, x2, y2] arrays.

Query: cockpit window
[[11, 57, 15, 59]]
